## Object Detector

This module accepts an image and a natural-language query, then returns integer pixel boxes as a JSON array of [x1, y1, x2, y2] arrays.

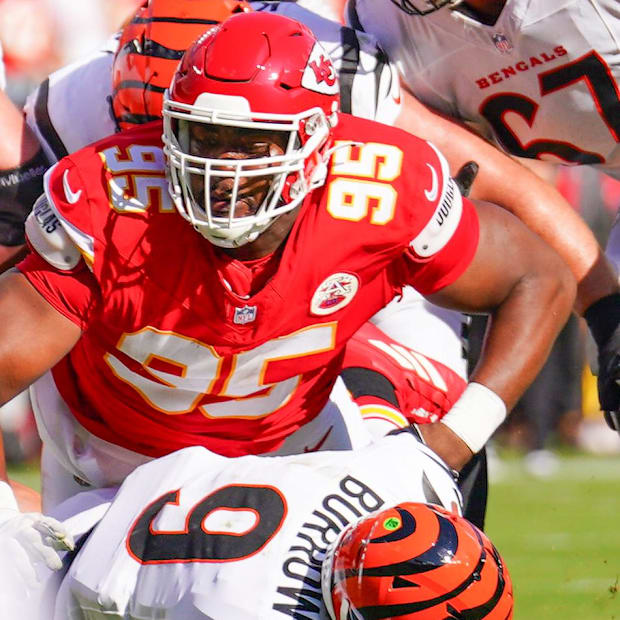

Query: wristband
[[0, 480, 18, 512], [0, 146, 49, 246], [584, 293, 620, 348], [440, 382, 507, 453]]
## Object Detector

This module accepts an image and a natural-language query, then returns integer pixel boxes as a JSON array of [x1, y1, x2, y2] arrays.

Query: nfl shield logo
[[234, 304, 257, 324], [492, 33, 513, 54]]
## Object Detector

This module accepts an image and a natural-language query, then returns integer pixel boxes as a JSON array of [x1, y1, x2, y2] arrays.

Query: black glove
[[453, 161, 479, 198], [584, 293, 620, 433]]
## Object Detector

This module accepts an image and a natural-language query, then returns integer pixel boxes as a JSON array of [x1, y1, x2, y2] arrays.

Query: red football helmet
[[388, 0, 461, 16], [162, 11, 340, 247], [111, 0, 252, 130], [322, 503, 513, 619]]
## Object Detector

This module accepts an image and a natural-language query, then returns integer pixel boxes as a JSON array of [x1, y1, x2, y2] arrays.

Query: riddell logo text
[[475, 45, 568, 89]]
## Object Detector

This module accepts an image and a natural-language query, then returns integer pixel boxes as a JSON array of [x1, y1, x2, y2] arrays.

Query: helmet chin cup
[[198, 224, 260, 248], [191, 211, 275, 248]]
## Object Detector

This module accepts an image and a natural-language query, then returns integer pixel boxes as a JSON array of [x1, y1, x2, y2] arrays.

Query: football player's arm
[[0, 264, 78, 487], [0, 90, 50, 272], [418, 200, 576, 471], [0, 269, 81, 407], [0, 269, 78, 566], [0, 258, 83, 480], [395, 87, 619, 316], [398, 88, 620, 432]]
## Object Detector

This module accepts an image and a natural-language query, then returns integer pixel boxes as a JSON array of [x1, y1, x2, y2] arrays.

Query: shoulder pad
[[25, 194, 82, 270]]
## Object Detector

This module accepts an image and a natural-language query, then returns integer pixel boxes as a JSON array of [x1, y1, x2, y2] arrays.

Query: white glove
[[0, 481, 74, 572]]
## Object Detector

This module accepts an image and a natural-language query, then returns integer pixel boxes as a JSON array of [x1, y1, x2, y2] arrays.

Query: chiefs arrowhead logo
[[310, 272, 359, 315]]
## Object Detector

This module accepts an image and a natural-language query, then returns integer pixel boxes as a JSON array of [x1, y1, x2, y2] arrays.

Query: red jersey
[[20, 114, 478, 457]]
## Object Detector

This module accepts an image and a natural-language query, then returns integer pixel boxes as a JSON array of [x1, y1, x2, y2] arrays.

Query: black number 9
[[127, 484, 287, 564]]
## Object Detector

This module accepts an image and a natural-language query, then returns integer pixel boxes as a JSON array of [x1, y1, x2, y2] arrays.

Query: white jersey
[[350, 0, 620, 179], [24, 2, 400, 164], [49, 432, 460, 620], [23, 34, 119, 163]]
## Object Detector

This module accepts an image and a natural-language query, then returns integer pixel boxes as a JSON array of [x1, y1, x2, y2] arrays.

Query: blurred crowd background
[[0, 0, 619, 477], [494, 164, 620, 475]]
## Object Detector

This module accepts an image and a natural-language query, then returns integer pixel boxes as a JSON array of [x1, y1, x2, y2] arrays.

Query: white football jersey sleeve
[[350, 0, 620, 179], [23, 35, 118, 164], [50, 433, 459, 619]]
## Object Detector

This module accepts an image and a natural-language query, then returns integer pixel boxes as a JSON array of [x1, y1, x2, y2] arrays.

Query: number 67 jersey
[[351, 0, 620, 178], [19, 113, 478, 459], [53, 432, 462, 619]]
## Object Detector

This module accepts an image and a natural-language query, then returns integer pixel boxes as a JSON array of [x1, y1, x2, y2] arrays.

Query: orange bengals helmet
[[321, 502, 513, 619], [111, 0, 252, 130]]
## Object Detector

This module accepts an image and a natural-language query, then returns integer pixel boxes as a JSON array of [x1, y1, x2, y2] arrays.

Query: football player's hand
[[0, 510, 75, 571], [584, 293, 620, 435], [416, 422, 474, 472], [596, 341, 620, 434], [0, 481, 74, 575]]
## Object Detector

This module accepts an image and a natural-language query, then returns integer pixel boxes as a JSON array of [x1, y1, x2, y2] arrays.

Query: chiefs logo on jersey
[[310, 272, 359, 315], [302, 42, 339, 96]]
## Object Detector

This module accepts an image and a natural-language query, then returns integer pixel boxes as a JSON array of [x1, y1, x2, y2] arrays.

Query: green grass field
[[8, 450, 620, 618], [486, 450, 620, 619]]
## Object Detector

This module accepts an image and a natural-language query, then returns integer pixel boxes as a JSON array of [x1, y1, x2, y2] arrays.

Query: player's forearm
[[470, 157, 619, 316], [430, 201, 576, 410], [0, 92, 49, 268], [395, 90, 618, 315], [469, 205, 576, 409], [0, 270, 82, 407], [425, 257, 575, 471], [469, 268, 574, 410]]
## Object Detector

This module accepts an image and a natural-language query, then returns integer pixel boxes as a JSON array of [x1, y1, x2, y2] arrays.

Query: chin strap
[[309, 140, 363, 190]]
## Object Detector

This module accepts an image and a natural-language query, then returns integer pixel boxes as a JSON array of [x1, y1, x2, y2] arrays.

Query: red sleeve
[[16, 251, 100, 330], [396, 196, 479, 295]]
